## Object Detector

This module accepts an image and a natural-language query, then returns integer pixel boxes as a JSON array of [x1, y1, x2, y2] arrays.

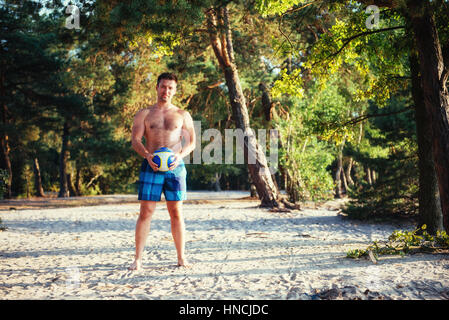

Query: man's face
[[156, 79, 177, 103]]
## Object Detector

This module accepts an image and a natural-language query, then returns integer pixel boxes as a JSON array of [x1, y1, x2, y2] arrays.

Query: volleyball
[[152, 147, 175, 172]]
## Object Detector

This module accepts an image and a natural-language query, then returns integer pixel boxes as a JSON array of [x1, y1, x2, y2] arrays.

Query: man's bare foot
[[128, 259, 142, 271], [177, 258, 191, 268]]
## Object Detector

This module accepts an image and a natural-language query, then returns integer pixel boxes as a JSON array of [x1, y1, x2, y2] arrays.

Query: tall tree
[[204, 5, 280, 207], [410, 50, 443, 233], [356, 0, 449, 230], [407, 2, 449, 233]]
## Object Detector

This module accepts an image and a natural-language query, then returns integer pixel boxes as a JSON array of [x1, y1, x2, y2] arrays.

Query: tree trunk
[[346, 157, 355, 186], [346, 121, 363, 187], [341, 167, 348, 194], [0, 133, 12, 199], [75, 166, 82, 196], [410, 49, 443, 234], [33, 157, 45, 197], [259, 82, 274, 124], [212, 171, 222, 191], [1, 70, 12, 199], [410, 9, 449, 232], [286, 56, 292, 75], [335, 141, 345, 198], [206, 6, 279, 208], [58, 121, 70, 198], [335, 158, 343, 198], [278, 130, 297, 201], [67, 173, 77, 197], [365, 167, 372, 185], [259, 82, 281, 191]]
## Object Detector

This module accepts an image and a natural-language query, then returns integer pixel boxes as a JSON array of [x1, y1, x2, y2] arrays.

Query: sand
[[1, 191, 448, 300]]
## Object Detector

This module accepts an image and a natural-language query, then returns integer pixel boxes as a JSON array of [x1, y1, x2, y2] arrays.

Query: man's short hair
[[157, 72, 178, 86]]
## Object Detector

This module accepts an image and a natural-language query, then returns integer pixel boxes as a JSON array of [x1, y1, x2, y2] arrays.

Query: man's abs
[[144, 129, 182, 154]]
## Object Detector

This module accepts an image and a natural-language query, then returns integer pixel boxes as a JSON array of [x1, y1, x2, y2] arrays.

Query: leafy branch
[[342, 105, 414, 127], [312, 25, 405, 68]]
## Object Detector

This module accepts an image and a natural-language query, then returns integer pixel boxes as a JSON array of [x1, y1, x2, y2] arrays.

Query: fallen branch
[[347, 225, 449, 260]]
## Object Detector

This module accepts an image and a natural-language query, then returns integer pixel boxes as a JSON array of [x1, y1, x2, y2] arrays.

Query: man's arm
[[131, 109, 158, 171], [131, 109, 151, 158]]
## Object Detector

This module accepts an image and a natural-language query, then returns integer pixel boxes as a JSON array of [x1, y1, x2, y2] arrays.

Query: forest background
[[1, 0, 449, 234]]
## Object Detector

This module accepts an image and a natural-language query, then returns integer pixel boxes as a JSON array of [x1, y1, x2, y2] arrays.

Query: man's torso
[[143, 105, 184, 154]]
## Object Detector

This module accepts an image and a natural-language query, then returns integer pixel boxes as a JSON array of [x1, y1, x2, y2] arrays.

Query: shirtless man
[[129, 72, 196, 271]]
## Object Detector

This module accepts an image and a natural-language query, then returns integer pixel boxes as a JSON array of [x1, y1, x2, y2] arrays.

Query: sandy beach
[[1, 191, 448, 300]]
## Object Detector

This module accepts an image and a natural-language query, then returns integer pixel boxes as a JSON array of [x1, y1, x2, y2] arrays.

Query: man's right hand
[[145, 153, 159, 171]]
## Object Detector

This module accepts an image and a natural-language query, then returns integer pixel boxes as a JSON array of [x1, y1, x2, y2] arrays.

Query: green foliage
[[255, 0, 305, 17], [0, 1, 75, 196], [303, 5, 408, 106], [274, 67, 372, 202], [303, 76, 359, 145], [187, 164, 248, 190], [342, 97, 418, 219], [271, 68, 304, 99], [268, 1, 409, 116], [347, 225, 449, 259], [282, 137, 335, 201], [275, 87, 338, 201]]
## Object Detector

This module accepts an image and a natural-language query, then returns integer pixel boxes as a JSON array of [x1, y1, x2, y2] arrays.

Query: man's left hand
[[169, 153, 181, 170]]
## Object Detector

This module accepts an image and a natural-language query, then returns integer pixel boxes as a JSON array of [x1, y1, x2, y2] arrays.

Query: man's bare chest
[[144, 110, 183, 132]]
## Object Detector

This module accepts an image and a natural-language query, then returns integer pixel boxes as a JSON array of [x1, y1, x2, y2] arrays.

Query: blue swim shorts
[[137, 159, 187, 201]]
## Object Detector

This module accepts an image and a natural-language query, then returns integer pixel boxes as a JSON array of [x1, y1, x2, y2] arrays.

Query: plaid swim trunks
[[137, 159, 187, 201]]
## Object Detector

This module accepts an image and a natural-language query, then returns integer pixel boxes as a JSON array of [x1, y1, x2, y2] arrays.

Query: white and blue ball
[[152, 147, 175, 172]]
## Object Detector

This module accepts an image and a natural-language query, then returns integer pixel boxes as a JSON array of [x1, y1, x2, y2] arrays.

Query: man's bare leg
[[166, 201, 190, 267], [129, 200, 157, 271]]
